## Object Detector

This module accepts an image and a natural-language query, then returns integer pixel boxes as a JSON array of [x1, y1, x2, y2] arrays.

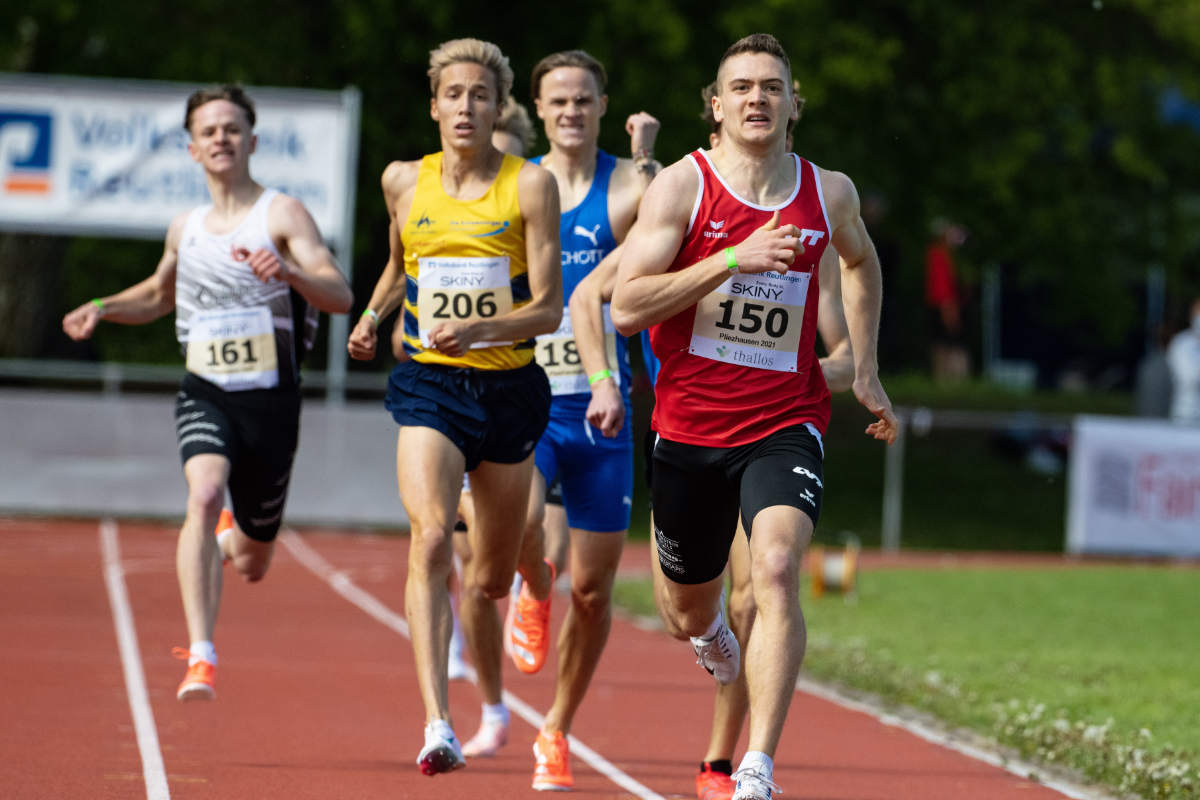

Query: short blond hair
[[428, 38, 513, 105], [495, 97, 536, 152]]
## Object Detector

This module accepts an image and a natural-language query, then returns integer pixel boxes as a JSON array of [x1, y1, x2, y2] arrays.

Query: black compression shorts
[[650, 424, 824, 584], [174, 373, 300, 542]]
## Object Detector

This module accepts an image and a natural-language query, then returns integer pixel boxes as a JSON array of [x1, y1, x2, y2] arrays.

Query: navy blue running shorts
[[385, 360, 551, 472]]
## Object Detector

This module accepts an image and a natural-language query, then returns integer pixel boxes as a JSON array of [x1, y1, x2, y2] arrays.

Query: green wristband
[[588, 369, 613, 386], [90, 298, 105, 312], [361, 308, 379, 327], [724, 247, 738, 271]]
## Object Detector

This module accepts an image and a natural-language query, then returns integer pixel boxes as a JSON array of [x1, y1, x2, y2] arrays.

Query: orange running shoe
[[509, 560, 554, 674], [696, 763, 736, 800], [172, 647, 216, 702], [531, 728, 573, 791]]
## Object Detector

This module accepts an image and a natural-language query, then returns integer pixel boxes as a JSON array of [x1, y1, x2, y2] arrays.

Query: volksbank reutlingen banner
[[0, 73, 360, 248], [1067, 415, 1200, 557]]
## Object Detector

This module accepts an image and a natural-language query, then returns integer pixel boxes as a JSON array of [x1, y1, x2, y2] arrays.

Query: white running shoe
[[416, 720, 465, 776], [731, 765, 782, 800], [690, 610, 740, 685], [462, 718, 509, 758]]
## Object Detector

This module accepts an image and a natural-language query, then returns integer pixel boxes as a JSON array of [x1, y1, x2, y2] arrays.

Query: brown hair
[[530, 50, 607, 100], [700, 81, 719, 135], [183, 84, 256, 133], [717, 33, 792, 87], [428, 38, 514, 105]]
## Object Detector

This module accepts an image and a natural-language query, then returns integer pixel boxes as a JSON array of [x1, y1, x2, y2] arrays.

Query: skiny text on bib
[[689, 269, 810, 372], [185, 306, 279, 390], [417, 256, 514, 349]]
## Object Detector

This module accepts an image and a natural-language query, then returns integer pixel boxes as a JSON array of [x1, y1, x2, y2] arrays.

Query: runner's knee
[[750, 543, 800, 601], [232, 552, 271, 582], [408, 522, 455, 577], [186, 482, 224, 520], [569, 577, 613, 621]]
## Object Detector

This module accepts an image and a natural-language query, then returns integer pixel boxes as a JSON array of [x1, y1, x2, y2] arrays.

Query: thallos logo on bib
[[689, 268, 810, 371]]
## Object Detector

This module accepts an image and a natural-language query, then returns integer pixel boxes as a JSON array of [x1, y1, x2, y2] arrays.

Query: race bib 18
[[536, 304, 620, 395]]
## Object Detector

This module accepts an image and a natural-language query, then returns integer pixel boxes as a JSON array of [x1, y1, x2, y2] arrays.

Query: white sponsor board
[[1067, 415, 1200, 556], [0, 72, 359, 248]]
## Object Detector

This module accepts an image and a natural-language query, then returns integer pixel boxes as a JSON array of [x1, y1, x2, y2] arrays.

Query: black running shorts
[[174, 373, 301, 542], [650, 424, 824, 584]]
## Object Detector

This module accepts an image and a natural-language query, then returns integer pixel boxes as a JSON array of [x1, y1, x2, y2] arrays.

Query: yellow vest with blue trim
[[399, 152, 534, 370]]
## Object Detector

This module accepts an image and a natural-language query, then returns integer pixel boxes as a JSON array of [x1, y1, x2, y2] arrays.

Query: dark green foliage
[[4, 1, 1200, 368]]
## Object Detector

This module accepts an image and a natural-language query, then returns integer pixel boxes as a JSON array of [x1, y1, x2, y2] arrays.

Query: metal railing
[[0, 357, 388, 397], [881, 406, 1075, 552]]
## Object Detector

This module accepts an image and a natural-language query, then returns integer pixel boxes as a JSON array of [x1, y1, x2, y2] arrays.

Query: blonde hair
[[428, 38, 514, 105], [495, 97, 536, 152]]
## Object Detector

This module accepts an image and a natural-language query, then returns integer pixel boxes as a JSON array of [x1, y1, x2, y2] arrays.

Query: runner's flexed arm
[[816, 247, 854, 392], [820, 168, 897, 443], [426, 163, 562, 357], [611, 161, 802, 336], [259, 194, 353, 313], [62, 213, 184, 340], [569, 243, 624, 437], [348, 160, 419, 361]]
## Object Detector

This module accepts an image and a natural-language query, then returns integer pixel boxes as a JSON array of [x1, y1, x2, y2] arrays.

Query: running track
[[2, 517, 1098, 799]]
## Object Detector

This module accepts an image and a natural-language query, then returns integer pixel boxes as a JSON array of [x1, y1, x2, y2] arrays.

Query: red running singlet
[[648, 150, 832, 447]]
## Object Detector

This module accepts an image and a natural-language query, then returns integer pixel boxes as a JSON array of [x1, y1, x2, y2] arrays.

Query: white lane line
[[795, 677, 1116, 800], [279, 530, 665, 800], [100, 519, 171, 800]]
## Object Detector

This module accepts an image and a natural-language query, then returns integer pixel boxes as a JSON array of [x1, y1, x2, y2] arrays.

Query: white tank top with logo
[[175, 189, 317, 391]]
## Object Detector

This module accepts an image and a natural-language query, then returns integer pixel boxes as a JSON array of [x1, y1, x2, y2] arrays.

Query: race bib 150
[[689, 270, 809, 372]]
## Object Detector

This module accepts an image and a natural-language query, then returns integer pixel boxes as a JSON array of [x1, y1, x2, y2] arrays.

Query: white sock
[[189, 640, 217, 667], [509, 571, 523, 597], [480, 705, 508, 729], [481, 702, 509, 726], [737, 751, 773, 777], [695, 608, 725, 642], [426, 718, 456, 743]]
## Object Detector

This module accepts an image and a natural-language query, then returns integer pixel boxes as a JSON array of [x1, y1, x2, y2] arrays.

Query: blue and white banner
[[0, 73, 359, 247], [1067, 415, 1200, 556]]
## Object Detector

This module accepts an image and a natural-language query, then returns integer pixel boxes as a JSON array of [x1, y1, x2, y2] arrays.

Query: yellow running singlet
[[398, 152, 533, 370]]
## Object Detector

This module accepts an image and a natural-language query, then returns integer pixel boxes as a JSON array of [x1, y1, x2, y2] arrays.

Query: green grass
[[613, 566, 1200, 799]]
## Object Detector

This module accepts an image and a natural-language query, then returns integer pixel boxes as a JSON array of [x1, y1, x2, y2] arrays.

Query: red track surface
[[1, 517, 1085, 799]]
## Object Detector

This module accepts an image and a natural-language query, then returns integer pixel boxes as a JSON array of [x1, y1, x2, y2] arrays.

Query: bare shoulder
[[517, 159, 560, 218], [382, 159, 422, 223], [164, 209, 191, 250], [267, 192, 314, 225], [517, 158, 556, 193], [639, 157, 699, 221], [381, 159, 421, 199], [816, 166, 861, 227]]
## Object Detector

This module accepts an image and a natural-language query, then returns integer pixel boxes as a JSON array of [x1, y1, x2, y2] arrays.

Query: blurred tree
[[1, 0, 1198, 382]]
